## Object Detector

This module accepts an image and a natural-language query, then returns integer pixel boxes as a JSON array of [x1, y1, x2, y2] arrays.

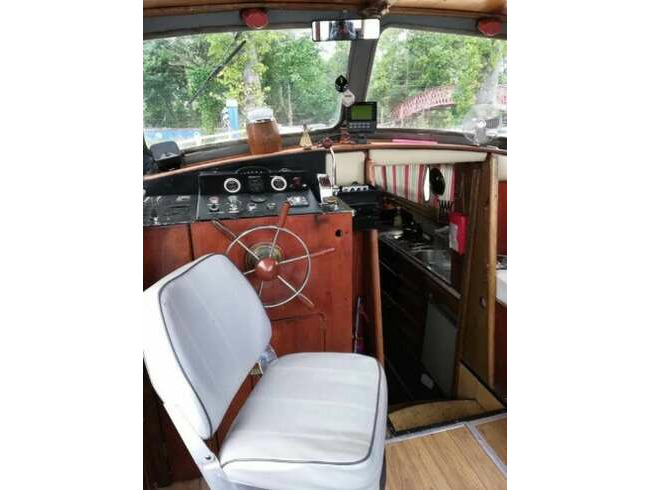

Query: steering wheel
[[212, 202, 334, 308]]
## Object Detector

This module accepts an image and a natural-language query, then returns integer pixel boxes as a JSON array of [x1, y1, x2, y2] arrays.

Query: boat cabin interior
[[143, 2, 507, 489]]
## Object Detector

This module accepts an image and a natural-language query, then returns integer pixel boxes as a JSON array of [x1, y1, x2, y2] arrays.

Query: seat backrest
[[144, 254, 271, 439]]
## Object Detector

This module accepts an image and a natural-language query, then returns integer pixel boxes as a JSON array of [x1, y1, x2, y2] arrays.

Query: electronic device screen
[[346, 102, 377, 135], [350, 104, 373, 121]]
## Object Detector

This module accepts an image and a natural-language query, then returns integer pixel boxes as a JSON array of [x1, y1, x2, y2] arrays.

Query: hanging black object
[[150, 141, 183, 171], [335, 75, 349, 93], [430, 167, 446, 196]]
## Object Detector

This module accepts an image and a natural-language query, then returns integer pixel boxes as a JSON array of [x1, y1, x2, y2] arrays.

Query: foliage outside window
[[368, 28, 507, 135], [143, 30, 349, 150]]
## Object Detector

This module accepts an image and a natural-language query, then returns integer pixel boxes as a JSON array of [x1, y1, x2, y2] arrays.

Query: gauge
[[270, 175, 287, 192], [248, 175, 265, 193], [224, 177, 241, 194]]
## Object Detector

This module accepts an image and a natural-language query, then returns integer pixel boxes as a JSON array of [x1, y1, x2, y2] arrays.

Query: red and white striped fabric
[[373, 163, 455, 206]]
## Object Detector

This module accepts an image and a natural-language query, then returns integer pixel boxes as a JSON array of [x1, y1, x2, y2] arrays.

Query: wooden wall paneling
[[270, 314, 325, 356], [497, 181, 507, 255], [144, 226, 196, 485], [158, 405, 202, 481], [352, 229, 386, 362], [494, 301, 507, 400], [368, 229, 385, 365], [190, 212, 354, 353], [457, 155, 498, 388], [452, 166, 480, 396], [143, 225, 194, 289], [143, 366, 171, 488]]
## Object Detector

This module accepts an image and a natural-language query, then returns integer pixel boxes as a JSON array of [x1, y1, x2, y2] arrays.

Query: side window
[[367, 28, 506, 135]]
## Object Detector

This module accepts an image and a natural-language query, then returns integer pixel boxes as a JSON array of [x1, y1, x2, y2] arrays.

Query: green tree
[[368, 29, 506, 128], [143, 30, 350, 136]]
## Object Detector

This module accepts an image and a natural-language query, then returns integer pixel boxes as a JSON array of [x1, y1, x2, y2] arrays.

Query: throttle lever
[[277, 201, 291, 229]]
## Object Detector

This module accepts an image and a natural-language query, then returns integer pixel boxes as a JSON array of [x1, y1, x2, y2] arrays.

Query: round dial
[[224, 177, 242, 194], [270, 175, 287, 192]]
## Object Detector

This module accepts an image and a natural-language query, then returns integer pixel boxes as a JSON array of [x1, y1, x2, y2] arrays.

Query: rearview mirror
[[311, 19, 380, 42]]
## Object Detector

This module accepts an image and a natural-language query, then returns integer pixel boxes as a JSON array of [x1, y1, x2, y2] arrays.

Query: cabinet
[[378, 239, 460, 405]]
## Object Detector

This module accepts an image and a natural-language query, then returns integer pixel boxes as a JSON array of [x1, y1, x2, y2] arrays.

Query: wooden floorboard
[[477, 417, 507, 464], [386, 426, 506, 490], [161, 418, 507, 490]]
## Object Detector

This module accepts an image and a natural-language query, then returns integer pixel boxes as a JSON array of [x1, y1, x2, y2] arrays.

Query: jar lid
[[247, 107, 274, 122]]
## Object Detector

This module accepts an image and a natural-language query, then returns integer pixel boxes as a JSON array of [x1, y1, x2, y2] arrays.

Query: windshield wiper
[[187, 35, 247, 106]]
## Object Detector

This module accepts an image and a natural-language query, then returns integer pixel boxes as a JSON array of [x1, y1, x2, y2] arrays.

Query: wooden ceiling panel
[[143, 0, 507, 17]]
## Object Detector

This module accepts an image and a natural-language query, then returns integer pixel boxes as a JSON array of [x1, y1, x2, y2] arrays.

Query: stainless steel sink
[[413, 249, 448, 263]]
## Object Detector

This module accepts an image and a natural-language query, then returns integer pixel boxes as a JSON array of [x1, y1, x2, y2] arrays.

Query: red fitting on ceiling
[[477, 18, 502, 37], [241, 8, 268, 30]]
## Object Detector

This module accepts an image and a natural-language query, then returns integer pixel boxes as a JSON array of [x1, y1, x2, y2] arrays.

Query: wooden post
[[368, 228, 385, 366]]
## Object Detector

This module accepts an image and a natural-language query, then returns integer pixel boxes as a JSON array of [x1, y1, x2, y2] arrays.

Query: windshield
[[368, 28, 506, 137], [143, 30, 350, 150]]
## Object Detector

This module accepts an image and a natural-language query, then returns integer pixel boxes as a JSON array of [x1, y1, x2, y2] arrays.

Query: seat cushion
[[219, 353, 387, 490]]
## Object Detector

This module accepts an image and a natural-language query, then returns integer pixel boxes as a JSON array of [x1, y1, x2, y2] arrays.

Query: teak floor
[[161, 415, 507, 490], [386, 417, 506, 489]]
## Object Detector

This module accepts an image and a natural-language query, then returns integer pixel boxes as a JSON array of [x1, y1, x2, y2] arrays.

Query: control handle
[[277, 201, 291, 229]]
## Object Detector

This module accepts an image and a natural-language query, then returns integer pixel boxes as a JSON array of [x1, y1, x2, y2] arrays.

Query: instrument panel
[[144, 165, 334, 226]]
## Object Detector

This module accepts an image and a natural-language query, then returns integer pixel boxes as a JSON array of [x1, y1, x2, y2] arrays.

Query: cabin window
[[143, 30, 350, 150], [367, 28, 507, 136]]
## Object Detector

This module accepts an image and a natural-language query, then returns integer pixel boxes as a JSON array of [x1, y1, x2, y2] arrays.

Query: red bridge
[[391, 84, 507, 120]]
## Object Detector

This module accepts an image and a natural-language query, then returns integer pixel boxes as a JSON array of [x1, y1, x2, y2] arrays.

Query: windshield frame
[[142, 15, 506, 159]]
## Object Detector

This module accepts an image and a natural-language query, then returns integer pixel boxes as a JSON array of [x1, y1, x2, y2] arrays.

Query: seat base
[[219, 353, 388, 490], [222, 456, 386, 490]]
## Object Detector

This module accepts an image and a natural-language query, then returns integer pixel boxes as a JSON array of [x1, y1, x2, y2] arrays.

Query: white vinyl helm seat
[[144, 254, 387, 490]]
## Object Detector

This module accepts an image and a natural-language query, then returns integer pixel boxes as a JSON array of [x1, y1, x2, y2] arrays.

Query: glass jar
[[245, 107, 282, 155]]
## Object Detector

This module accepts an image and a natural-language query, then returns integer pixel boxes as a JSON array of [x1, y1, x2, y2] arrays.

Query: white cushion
[[144, 254, 271, 439], [219, 353, 387, 490]]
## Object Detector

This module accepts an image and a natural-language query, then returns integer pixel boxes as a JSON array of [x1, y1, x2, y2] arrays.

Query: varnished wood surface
[[458, 155, 498, 388], [190, 212, 354, 352], [143, 225, 193, 289], [497, 181, 507, 255], [144, 0, 507, 19], [388, 399, 485, 432], [143, 142, 505, 182], [457, 364, 503, 412], [477, 418, 507, 464], [368, 229, 385, 365], [386, 426, 506, 490], [494, 301, 507, 400]]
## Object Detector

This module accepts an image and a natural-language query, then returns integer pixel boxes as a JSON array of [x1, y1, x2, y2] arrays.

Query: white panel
[[369, 149, 487, 165], [496, 154, 507, 181], [326, 151, 366, 185]]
